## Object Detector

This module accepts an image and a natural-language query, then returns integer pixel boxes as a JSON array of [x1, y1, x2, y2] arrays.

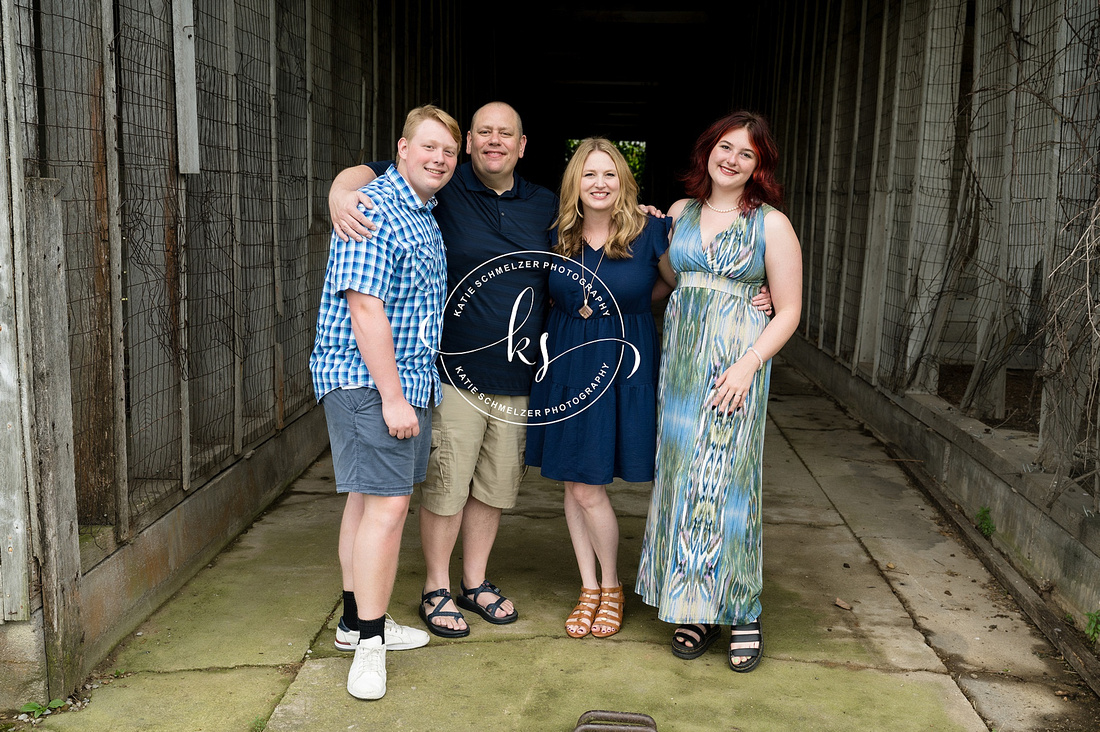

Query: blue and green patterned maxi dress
[[636, 200, 773, 625]]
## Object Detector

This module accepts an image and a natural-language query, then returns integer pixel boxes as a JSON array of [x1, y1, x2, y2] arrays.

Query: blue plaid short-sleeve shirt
[[309, 165, 447, 407]]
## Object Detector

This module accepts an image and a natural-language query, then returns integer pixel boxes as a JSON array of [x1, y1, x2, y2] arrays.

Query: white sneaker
[[336, 615, 429, 652], [383, 615, 429, 651], [335, 618, 358, 651], [346, 636, 386, 700]]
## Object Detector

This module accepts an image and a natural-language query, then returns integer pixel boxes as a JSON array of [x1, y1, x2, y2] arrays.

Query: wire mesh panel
[[375, 0, 395, 159], [311, 0, 336, 217], [965, 0, 1017, 415], [1009, 3, 1063, 364], [187, 0, 238, 483], [235, 0, 277, 447], [1038, 0, 1100, 485], [961, 0, 1059, 416], [13, 0, 36, 161], [876, 0, 928, 390], [777, 3, 808, 219], [905, 0, 967, 391], [117, 0, 184, 518], [777, 0, 1098, 496], [820, 0, 863, 354], [10, 0, 470, 562], [838, 0, 883, 364], [23, 0, 118, 527], [275, 0, 314, 421], [805, 2, 843, 345], [791, 4, 822, 255]]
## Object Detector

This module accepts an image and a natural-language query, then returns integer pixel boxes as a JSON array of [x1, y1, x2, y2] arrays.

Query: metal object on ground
[[573, 709, 658, 731]]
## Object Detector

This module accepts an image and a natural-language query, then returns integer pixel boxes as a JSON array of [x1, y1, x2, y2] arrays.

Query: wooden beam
[[818, 0, 847, 350], [853, 0, 891, 374], [806, 0, 833, 340], [99, 0, 130, 539], [833, 0, 871, 358], [171, 0, 200, 174], [25, 178, 84, 697], [0, 0, 32, 624], [227, 0, 244, 456]]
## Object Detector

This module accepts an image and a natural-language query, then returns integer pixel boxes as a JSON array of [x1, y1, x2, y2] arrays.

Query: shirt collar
[[384, 164, 438, 212], [458, 162, 524, 200]]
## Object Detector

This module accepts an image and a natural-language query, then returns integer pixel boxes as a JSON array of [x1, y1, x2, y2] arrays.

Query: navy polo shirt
[[367, 161, 558, 395]]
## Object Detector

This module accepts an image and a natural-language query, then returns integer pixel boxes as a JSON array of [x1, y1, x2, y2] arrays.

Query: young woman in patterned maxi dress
[[636, 111, 803, 672]]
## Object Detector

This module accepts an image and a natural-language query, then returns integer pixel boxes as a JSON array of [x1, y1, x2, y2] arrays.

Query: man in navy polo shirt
[[329, 102, 555, 637]]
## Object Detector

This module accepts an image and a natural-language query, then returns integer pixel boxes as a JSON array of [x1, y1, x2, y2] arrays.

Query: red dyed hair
[[680, 111, 783, 214]]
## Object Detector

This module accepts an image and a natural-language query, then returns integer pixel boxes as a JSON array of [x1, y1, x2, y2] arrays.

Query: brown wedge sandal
[[566, 587, 601, 638], [591, 585, 624, 638]]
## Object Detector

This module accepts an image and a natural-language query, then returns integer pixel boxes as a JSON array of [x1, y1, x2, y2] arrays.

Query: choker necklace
[[705, 198, 738, 214], [578, 243, 606, 319]]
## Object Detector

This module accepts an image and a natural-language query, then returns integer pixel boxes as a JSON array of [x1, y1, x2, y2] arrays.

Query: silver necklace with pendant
[[579, 243, 606, 319]]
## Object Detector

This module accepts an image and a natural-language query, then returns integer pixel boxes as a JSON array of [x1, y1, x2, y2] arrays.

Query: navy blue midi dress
[[525, 216, 670, 485]]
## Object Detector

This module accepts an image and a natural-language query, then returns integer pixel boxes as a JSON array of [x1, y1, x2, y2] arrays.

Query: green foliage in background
[[566, 139, 647, 183]]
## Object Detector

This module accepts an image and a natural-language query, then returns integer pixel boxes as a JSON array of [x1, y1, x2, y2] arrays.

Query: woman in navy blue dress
[[526, 138, 672, 639]]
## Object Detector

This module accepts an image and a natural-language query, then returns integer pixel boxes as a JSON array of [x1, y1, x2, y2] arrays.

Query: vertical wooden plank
[[372, 0, 379, 160], [962, 0, 1015, 415], [795, 1, 821, 249], [304, 0, 313, 230], [768, 2, 788, 116], [178, 176, 191, 491], [269, 0, 282, 318], [900, 0, 939, 384], [99, 0, 130, 538], [853, 0, 892, 373], [227, 0, 244, 455], [172, 0, 200, 174], [833, 0, 870, 357], [780, 3, 803, 198], [872, 0, 905, 385], [391, 0, 400, 139], [817, 0, 846, 350], [0, 0, 32, 623], [805, 0, 832, 339], [268, 0, 284, 429], [25, 178, 85, 696], [1037, 0, 1084, 475]]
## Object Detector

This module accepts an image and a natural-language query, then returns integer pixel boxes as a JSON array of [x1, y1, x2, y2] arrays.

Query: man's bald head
[[471, 102, 523, 138]]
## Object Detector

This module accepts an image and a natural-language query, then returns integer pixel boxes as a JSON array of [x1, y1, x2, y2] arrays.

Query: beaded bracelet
[[745, 346, 764, 371]]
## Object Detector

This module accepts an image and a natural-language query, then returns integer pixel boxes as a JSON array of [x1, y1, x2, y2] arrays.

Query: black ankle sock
[[342, 591, 358, 630], [358, 616, 385, 643]]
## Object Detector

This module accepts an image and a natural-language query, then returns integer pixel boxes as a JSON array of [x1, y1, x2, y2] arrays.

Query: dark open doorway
[[462, 4, 770, 207]]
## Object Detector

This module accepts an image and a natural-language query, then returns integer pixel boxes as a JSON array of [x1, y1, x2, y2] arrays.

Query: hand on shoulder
[[329, 164, 381, 242], [667, 198, 691, 222]]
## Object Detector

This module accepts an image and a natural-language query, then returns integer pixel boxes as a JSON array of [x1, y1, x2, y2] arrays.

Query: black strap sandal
[[456, 580, 518, 624], [728, 619, 762, 672], [671, 623, 720, 659], [418, 588, 470, 638]]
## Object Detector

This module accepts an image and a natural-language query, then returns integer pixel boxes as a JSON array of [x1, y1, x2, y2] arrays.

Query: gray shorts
[[322, 387, 432, 495]]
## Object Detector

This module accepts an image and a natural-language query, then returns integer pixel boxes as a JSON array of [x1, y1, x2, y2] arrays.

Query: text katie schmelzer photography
[[430, 251, 641, 426]]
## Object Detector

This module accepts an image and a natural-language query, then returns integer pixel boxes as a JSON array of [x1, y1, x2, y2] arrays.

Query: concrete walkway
[[22, 364, 1100, 731]]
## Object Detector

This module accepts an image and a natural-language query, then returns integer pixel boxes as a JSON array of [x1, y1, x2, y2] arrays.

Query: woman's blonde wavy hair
[[553, 138, 646, 260]]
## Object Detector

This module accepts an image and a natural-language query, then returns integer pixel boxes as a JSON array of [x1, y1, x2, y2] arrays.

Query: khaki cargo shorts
[[418, 383, 528, 516]]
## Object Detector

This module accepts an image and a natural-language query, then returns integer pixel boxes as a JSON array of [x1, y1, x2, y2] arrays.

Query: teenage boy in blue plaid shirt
[[310, 104, 461, 701]]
